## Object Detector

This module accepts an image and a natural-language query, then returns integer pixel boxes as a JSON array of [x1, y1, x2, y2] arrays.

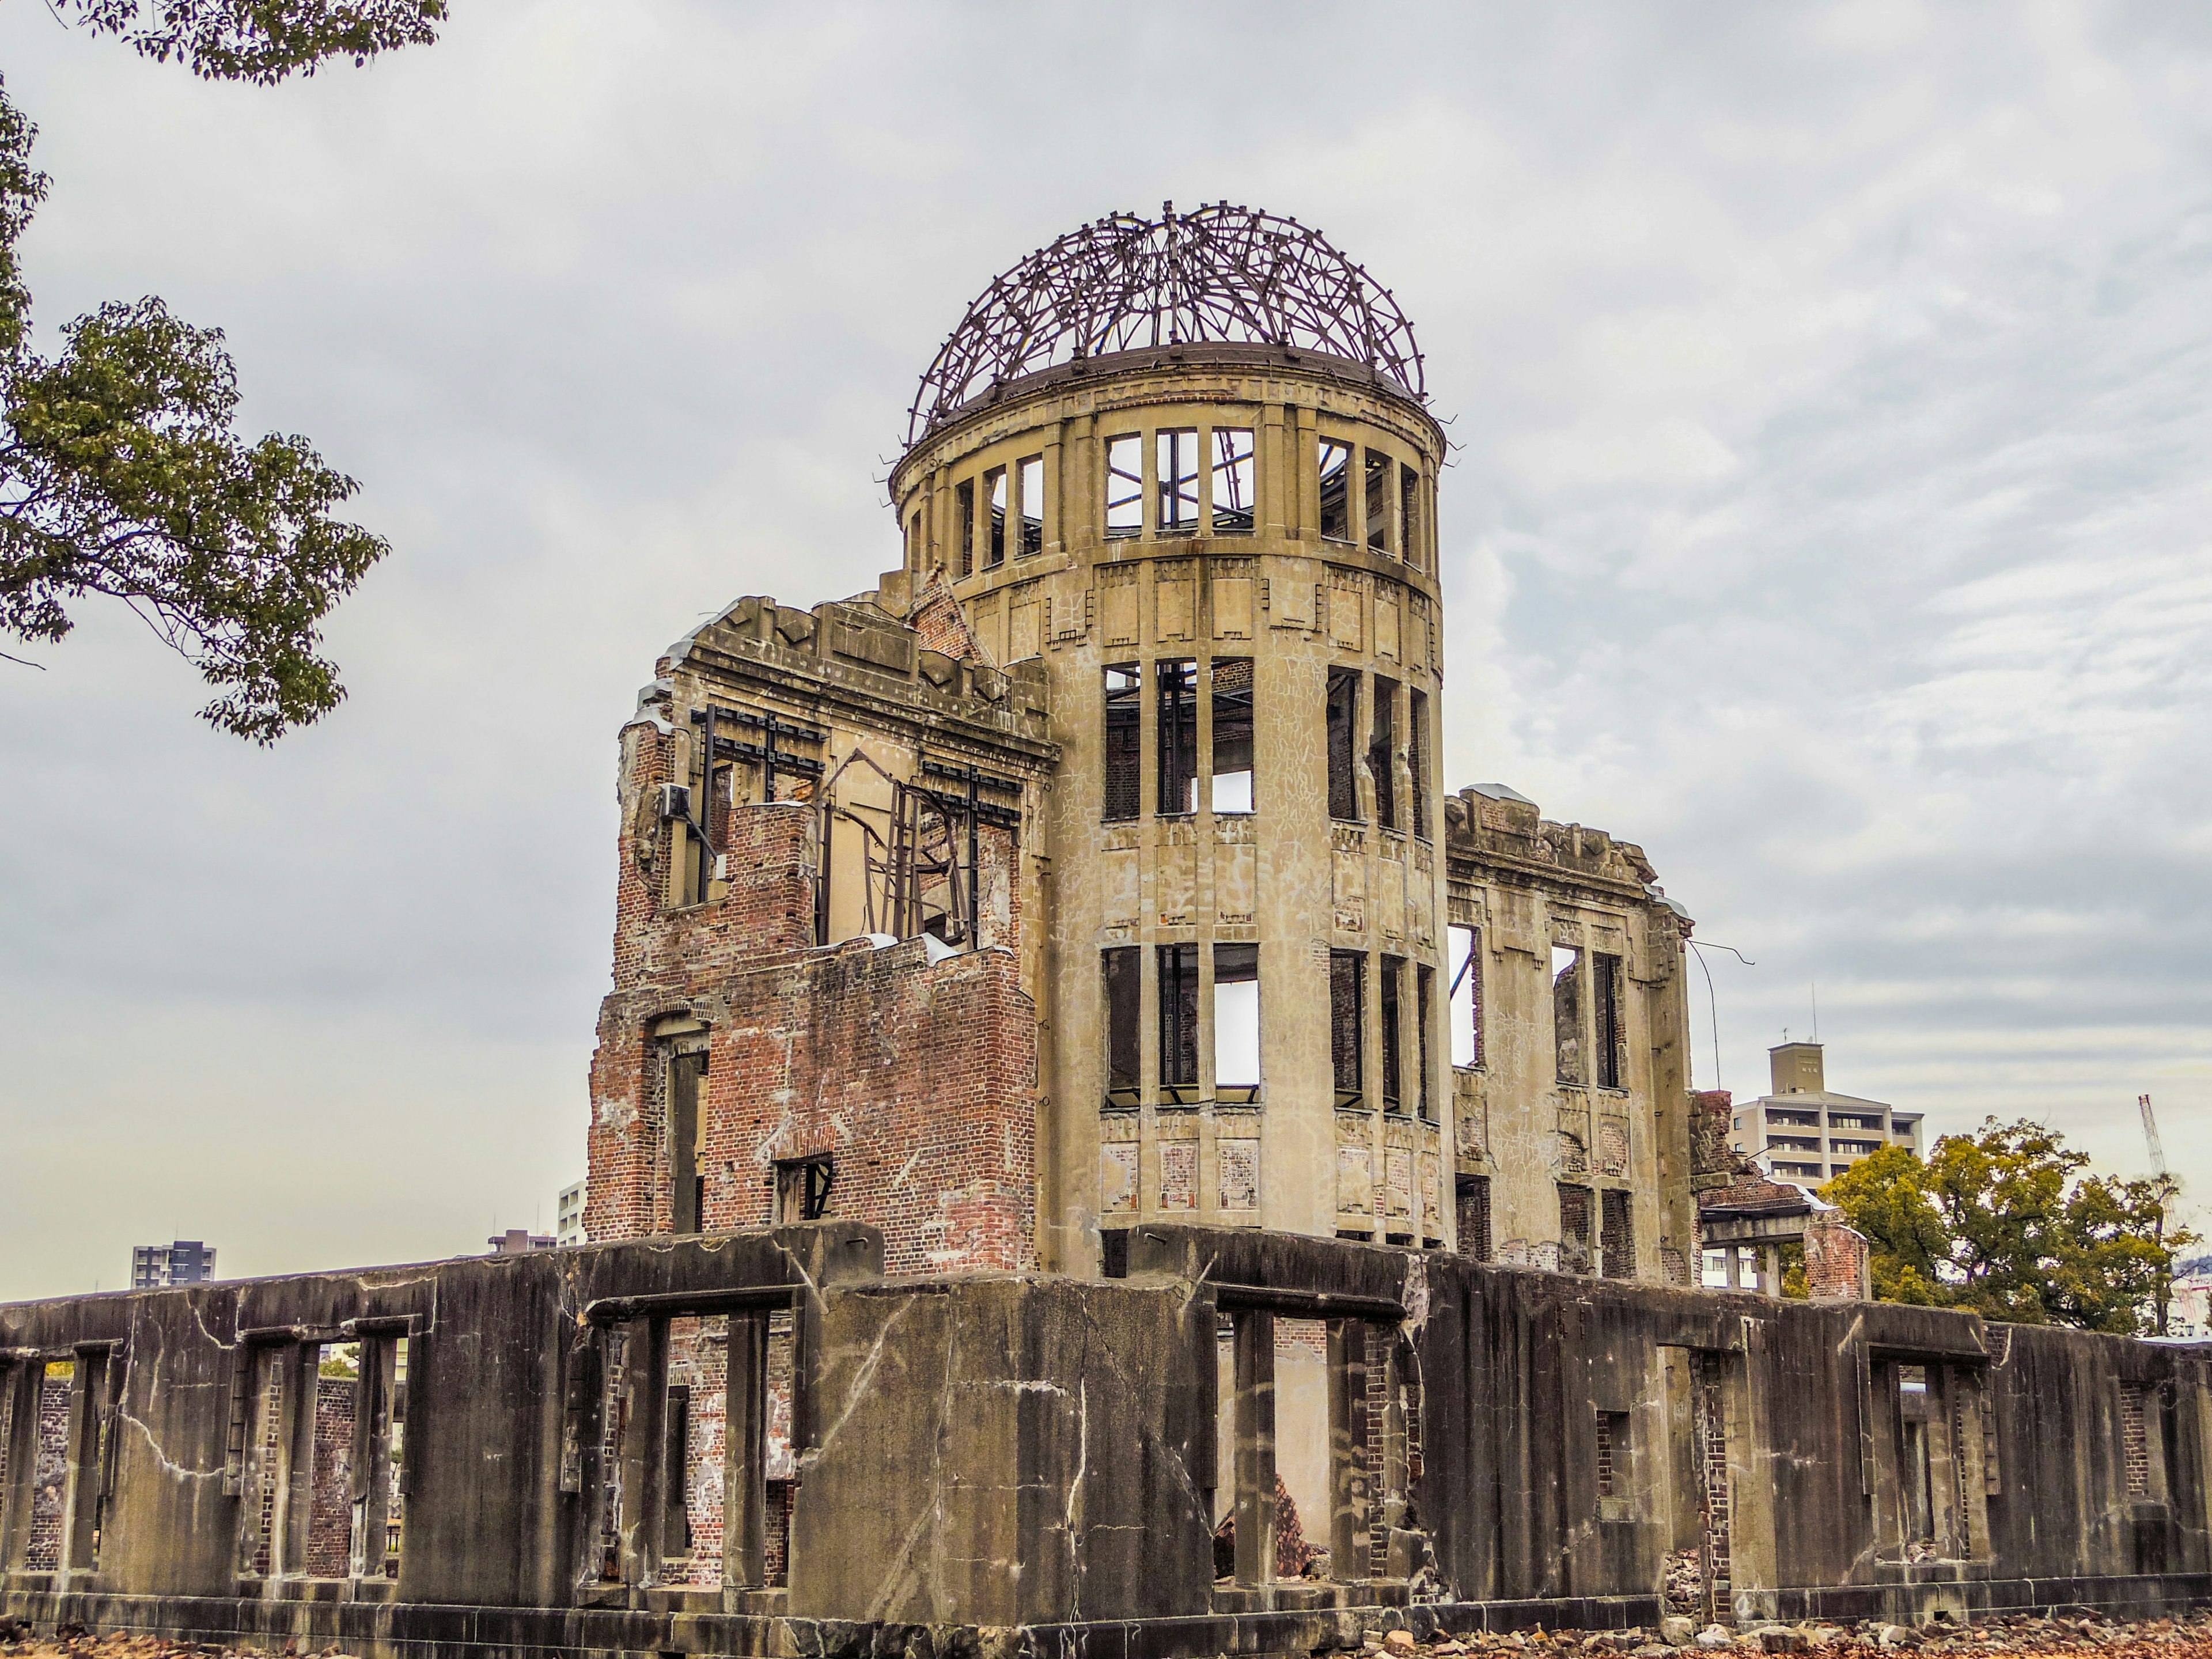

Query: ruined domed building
[[6, 210, 2211, 1659]]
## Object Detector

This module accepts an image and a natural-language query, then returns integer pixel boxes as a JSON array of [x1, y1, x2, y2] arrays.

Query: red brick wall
[[588, 770, 1037, 1271], [305, 1375, 357, 1577], [1804, 1210, 1870, 1301], [23, 1373, 69, 1571]]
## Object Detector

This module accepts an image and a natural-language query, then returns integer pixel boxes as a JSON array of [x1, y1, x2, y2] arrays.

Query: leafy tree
[[1, 2, 445, 740], [1820, 1117, 2194, 1335]]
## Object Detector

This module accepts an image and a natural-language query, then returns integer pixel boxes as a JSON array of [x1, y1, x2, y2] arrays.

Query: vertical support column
[[1760, 1245, 1782, 1298], [1044, 426, 1065, 558], [283, 1343, 321, 1580], [349, 1338, 390, 1581], [0, 1361, 33, 1573], [1260, 403, 1289, 539], [616, 1317, 666, 1589], [1723, 1247, 1742, 1291], [1326, 1319, 1369, 1584], [722, 1312, 770, 1600], [57, 1347, 108, 1579], [1230, 1308, 1277, 1585]]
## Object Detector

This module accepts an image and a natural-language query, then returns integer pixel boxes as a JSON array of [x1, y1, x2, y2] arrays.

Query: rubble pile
[[1357, 1613, 2212, 1659]]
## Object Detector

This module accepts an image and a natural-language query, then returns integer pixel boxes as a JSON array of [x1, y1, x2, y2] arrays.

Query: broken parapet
[[1443, 783, 1662, 891]]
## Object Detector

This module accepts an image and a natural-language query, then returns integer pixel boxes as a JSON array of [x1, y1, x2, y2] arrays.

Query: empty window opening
[[1214, 944, 1260, 1104], [1105, 434, 1143, 537], [1601, 1188, 1633, 1279], [1408, 690, 1430, 839], [1318, 438, 1353, 541], [1365, 449, 1392, 554], [1369, 676, 1398, 832], [1380, 956, 1405, 1111], [1596, 1410, 1629, 1498], [1103, 664, 1141, 822], [662, 1379, 694, 1563], [1158, 658, 1199, 815], [668, 1047, 707, 1235], [1210, 427, 1255, 533], [300, 1342, 359, 1579], [1210, 658, 1254, 813], [956, 479, 975, 575], [1326, 667, 1360, 822], [1457, 1175, 1493, 1262], [1157, 429, 1200, 532], [905, 510, 921, 572], [1448, 925, 1482, 1067], [775, 1157, 834, 1223], [1898, 1365, 1936, 1548], [2122, 1382, 2152, 1498], [1158, 944, 1200, 1103], [1104, 947, 1141, 1109], [357, 1336, 408, 1580], [1330, 950, 1365, 1108], [984, 467, 1007, 567], [1559, 1184, 1594, 1274], [1554, 945, 1587, 1085], [1018, 454, 1044, 557], [1400, 463, 1422, 569], [1594, 953, 1624, 1090], [1416, 964, 1435, 1120]]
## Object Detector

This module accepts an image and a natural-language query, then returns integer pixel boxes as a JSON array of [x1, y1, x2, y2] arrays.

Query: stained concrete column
[[616, 1317, 666, 1589], [1326, 1319, 1369, 1582], [722, 1312, 770, 1597], [1231, 1308, 1277, 1584]]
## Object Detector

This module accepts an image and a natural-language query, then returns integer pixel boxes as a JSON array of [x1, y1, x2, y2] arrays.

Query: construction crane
[[2141, 1094, 2179, 1336], [2141, 1093, 2168, 1180]]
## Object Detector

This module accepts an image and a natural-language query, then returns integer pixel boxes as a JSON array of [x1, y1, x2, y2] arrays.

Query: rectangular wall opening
[[1330, 950, 1365, 1108], [1157, 429, 1200, 533], [1318, 438, 1352, 541], [984, 465, 1006, 567], [1456, 1175, 1492, 1262], [668, 1048, 707, 1235], [1602, 1188, 1633, 1279], [1210, 428, 1255, 533], [1365, 450, 1392, 554], [1559, 1183, 1594, 1274], [302, 1342, 359, 1579], [1448, 924, 1482, 1067], [1369, 676, 1397, 832], [662, 1315, 735, 1588], [1210, 658, 1254, 813], [1105, 435, 1143, 538], [1596, 1410, 1630, 1498], [1595, 952, 1624, 1090], [1407, 690, 1429, 839], [1158, 943, 1200, 1104], [775, 1157, 834, 1222], [1018, 454, 1044, 557], [1326, 667, 1359, 823], [1379, 956, 1404, 1112], [1214, 944, 1260, 1105], [1553, 945, 1586, 1085], [1103, 664, 1141, 822], [1104, 947, 1141, 1109], [1158, 658, 1199, 816], [956, 478, 975, 575], [1415, 964, 1435, 1121], [1400, 464, 1421, 569]]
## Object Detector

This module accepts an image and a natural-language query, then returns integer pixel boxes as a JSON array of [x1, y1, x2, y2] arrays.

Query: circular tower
[[889, 205, 1450, 1271]]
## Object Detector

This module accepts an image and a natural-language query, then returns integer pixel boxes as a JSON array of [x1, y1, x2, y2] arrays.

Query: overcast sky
[[2, 3, 2207, 1298]]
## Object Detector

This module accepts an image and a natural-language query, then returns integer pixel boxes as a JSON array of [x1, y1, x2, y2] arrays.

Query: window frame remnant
[[661, 1380, 694, 1561], [1210, 657, 1254, 814], [1158, 942, 1201, 1103], [1365, 449, 1392, 554], [1104, 946, 1141, 1109], [1103, 663, 1142, 823], [1596, 1409, 1630, 1498], [1369, 674, 1397, 832], [1318, 438, 1353, 542], [956, 478, 975, 575], [1210, 427, 1255, 534], [1326, 666, 1360, 823], [668, 1047, 707, 1236], [1329, 949, 1365, 1109], [1457, 1174, 1493, 1262], [775, 1156, 834, 1223], [1156, 428, 1200, 533], [1213, 942, 1260, 1104], [1379, 955, 1405, 1112], [1594, 952, 1624, 1091], [1601, 1187, 1633, 1279], [1558, 1182, 1594, 1274], [1448, 924, 1482, 1067], [1017, 454, 1044, 557], [983, 465, 1007, 567], [1407, 689, 1430, 839], [1553, 944, 1587, 1086], [1157, 657, 1199, 817], [1400, 461, 1421, 569], [1416, 963, 1435, 1120], [1104, 434, 1143, 538]]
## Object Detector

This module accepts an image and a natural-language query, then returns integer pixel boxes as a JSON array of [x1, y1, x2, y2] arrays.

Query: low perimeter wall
[[3, 1225, 2210, 1659]]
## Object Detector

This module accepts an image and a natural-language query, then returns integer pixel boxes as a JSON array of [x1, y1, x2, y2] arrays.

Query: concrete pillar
[[1761, 1245, 1782, 1298], [1325, 1319, 1369, 1582], [1723, 1244, 1742, 1291], [722, 1312, 769, 1596], [1230, 1309, 1277, 1584]]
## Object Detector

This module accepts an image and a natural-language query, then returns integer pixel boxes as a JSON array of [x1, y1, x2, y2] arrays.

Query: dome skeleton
[[907, 203, 1426, 446]]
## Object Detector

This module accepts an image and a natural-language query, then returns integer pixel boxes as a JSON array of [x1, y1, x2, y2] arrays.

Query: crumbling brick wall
[[305, 1374, 357, 1577], [24, 1371, 70, 1570], [1804, 1210, 1870, 1301], [1690, 1089, 1736, 1193]]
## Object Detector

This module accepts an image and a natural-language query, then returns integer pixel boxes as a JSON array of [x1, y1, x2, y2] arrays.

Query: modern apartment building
[[128, 1240, 217, 1290], [1730, 1041, 1922, 1181], [556, 1179, 587, 1246]]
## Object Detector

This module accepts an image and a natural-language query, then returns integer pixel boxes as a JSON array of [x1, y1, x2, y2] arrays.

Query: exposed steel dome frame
[[906, 202, 1426, 446]]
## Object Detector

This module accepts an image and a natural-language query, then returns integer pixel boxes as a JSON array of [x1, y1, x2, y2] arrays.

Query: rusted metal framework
[[907, 202, 1425, 444]]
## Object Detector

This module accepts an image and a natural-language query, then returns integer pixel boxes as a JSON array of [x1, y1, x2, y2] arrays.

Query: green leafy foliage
[[1, 2, 441, 736], [67, 0, 445, 86], [1819, 1117, 2191, 1335]]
